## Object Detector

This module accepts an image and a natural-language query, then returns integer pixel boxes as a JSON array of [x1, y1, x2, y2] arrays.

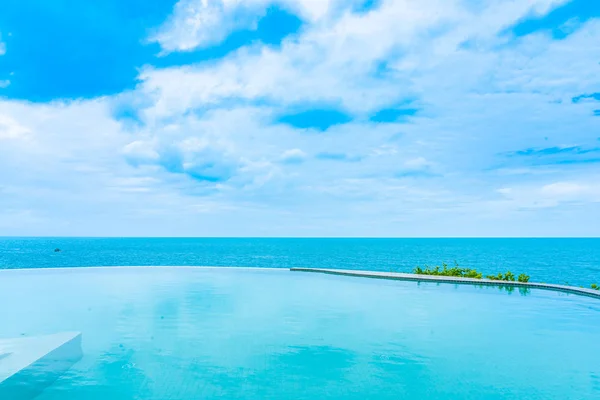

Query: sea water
[[1, 237, 599, 286]]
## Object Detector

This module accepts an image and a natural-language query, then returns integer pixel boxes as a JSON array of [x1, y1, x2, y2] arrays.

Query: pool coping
[[290, 268, 600, 300], [1, 266, 598, 300]]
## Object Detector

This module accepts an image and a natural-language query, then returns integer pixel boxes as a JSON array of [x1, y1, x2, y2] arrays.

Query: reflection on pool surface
[[0, 267, 599, 399]]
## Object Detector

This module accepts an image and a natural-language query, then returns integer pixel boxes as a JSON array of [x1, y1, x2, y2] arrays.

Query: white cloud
[[404, 157, 432, 170], [280, 148, 307, 164], [1, 0, 600, 236], [541, 182, 599, 199], [495, 180, 600, 210], [0, 113, 30, 139], [122, 140, 160, 164], [542, 182, 583, 196], [150, 0, 339, 53], [149, 0, 266, 53], [139, 0, 585, 123]]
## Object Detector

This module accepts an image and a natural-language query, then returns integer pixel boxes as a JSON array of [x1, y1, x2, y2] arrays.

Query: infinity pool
[[1, 267, 599, 399]]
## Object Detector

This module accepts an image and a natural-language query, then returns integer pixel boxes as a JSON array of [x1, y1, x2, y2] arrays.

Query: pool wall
[[290, 268, 600, 300]]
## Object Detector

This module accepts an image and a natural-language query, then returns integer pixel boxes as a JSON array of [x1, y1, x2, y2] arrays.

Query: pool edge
[[290, 268, 600, 300], [0, 266, 285, 273], [1, 266, 598, 300]]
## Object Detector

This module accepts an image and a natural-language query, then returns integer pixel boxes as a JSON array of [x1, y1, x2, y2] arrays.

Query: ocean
[[0, 237, 599, 287]]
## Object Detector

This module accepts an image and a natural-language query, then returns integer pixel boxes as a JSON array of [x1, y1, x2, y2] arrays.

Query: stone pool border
[[290, 268, 600, 300]]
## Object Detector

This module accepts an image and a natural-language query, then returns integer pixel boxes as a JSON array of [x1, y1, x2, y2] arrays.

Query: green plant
[[486, 273, 504, 281], [414, 263, 533, 284], [486, 271, 518, 281], [413, 262, 482, 279], [592, 284, 599, 290]]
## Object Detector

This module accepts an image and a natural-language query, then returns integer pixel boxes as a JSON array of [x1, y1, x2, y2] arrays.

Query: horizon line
[[1, 236, 599, 239]]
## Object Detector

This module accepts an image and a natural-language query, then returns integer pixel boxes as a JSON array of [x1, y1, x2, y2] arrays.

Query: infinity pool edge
[[1, 266, 598, 300], [290, 267, 600, 300]]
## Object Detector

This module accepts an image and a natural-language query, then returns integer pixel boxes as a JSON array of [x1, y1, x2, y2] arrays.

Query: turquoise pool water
[[1, 267, 599, 399]]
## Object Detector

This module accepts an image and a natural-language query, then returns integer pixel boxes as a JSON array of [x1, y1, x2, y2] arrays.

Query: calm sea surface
[[0, 238, 599, 287]]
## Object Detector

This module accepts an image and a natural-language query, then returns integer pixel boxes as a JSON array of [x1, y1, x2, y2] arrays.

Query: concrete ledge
[[0, 332, 83, 400], [290, 268, 600, 300]]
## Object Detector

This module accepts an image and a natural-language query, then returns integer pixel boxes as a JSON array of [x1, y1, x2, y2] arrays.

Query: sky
[[0, 0, 599, 237]]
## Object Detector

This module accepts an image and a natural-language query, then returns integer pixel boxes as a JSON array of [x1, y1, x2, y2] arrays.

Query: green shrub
[[486, 271, 522, 282], [486, 273, 504, 281], [592, 284, 599, 290], [504, 271, 515, 282], [414, 263, 531, 284], [488, 271, 516, 281], [413, 262, 482, 279], [464, 270, 483, 279]]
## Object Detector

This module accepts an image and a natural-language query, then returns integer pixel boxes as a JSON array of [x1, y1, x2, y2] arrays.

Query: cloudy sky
[[0, 0, 599, 237]]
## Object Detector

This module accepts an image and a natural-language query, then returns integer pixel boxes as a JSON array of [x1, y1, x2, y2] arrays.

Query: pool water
[[0, 267, 599, 399]]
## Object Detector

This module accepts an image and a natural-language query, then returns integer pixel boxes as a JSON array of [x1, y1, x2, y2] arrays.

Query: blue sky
[[1, 0, 599, 237]]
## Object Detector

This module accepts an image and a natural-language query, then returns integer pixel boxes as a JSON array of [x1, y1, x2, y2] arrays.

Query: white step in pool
[[0, 332, 82, 399]]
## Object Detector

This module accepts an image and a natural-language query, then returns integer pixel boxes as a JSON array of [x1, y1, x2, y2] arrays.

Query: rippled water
[[0, 267, 599, 399]]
